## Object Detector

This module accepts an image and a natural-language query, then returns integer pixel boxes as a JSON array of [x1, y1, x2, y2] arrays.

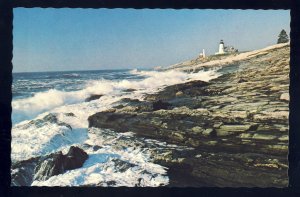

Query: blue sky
[[13, 9, 290, 72]]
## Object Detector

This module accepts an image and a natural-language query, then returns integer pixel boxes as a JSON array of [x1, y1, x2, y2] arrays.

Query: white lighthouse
[[199, 49, 206, 59], [215, 39, 238, 55], [202, 49, 206, 58], [218, 39, 225, 54]]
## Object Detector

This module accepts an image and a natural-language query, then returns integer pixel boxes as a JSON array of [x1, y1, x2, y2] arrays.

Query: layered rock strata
[[88, 45, 289, 187]]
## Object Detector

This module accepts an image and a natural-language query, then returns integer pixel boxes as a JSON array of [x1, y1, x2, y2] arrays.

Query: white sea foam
[[12, 115, 88, 162], [31, 128, 169, 187], [32, 157, 169, 187], [12, 69, 220, 124], [12, 68, 220, 159], [62, 73, 81, 78], [11, 94, 130, 161], [12, 68, 220, 186]]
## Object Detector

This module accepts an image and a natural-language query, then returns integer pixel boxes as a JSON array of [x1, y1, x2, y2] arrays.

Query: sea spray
[[11, 68, 221, 186], [12, 69, 220, 124]]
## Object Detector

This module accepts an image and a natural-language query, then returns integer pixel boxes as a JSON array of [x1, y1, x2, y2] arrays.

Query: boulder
[[64, 146, 89, 170], [34, 146, 88, 181], [34, 152, 65, 181]]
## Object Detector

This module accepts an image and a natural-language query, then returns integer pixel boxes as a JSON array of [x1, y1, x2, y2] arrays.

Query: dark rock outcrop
[[64, 146, 89, 170], [237, 78, 248, 83], [11, 157, 40, 186], [85, 94, 103, 102], [11, 146, 88, 185], [33, 152, 66, 181], [123, 88, 136, 92], [34, 146, 88, 181], [152, 100, 171, 111], [65, 112, 75, 117], [116, 98, 153, 112], [144, 80, 209, 102]]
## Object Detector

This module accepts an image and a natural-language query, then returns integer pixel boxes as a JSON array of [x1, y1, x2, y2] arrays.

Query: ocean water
[[12, 68, 221, 186], [12, 69, 145, 124]]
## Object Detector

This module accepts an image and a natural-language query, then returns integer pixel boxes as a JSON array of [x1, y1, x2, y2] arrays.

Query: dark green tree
[[277, 29, 289, 44]]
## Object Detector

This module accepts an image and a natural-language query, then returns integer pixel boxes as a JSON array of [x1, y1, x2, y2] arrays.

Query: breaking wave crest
[[12, 69, 220, 124]]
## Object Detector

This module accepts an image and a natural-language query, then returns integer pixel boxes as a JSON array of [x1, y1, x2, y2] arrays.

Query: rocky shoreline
[[11, 44, 289, 187], [88, 44, 289, 187]]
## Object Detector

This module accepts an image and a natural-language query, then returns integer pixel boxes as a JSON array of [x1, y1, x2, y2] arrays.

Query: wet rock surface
[[15, 113, 73, 131], [11, 146, 88, 186], [11, 157, 40, 186], [34, 146, 88, 181], [88, 45, 289, 187]]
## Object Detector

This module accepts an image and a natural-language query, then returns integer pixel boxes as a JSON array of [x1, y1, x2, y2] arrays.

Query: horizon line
[[12, 67, 152, 74]]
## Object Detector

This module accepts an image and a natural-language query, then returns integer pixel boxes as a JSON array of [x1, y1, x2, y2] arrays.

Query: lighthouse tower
[[218, 40, 225, 54], [202, 49, 206, 58]]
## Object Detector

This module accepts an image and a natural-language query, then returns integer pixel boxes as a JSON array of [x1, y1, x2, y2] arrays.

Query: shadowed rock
[[123, 88, 136, 92], [65, 112, 75, 117], [152, 100, 171, 111], [11, 146, 88, 186], [145, 80, 209, 102], [11, 157, 40, 186], [33, 146, 88, 181], [237, 78, 248, 83]]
